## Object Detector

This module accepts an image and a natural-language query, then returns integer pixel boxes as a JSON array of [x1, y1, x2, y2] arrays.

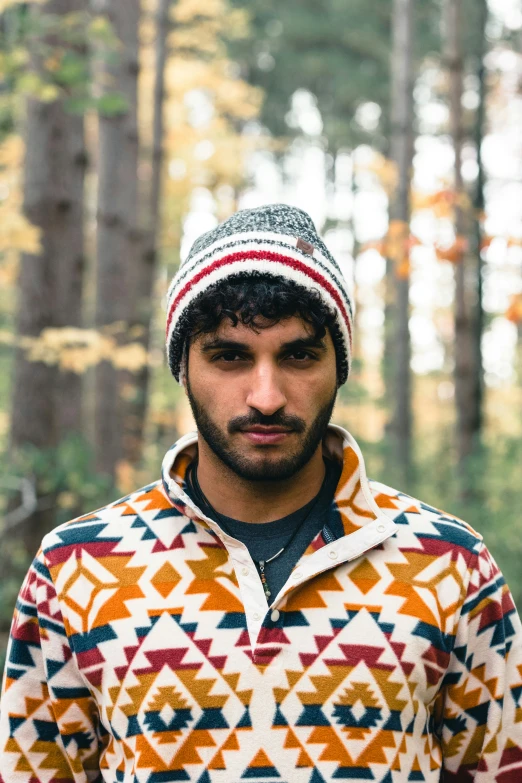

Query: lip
[[240, 428, 293, 445]]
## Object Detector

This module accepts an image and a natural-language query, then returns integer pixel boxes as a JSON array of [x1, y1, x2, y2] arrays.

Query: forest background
[[0, 0, 521, 675]]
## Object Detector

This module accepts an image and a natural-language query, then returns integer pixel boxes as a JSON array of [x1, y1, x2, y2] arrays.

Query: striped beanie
[[165, 203, 354, 386]]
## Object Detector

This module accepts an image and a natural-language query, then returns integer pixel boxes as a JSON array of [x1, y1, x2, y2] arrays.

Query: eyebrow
[[200, 335, 328, 354]]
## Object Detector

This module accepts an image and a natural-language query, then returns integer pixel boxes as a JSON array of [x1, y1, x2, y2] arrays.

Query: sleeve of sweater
[[0, 549, 103, 783], [439, 541, 522, 781]]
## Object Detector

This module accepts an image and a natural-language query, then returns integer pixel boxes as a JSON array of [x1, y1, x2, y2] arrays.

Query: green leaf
[[96, 91, 129, 117], [55, 52, 89, 87], [63, 94, 94, 115]]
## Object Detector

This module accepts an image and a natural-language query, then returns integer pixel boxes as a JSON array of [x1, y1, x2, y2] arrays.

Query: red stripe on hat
[[166, 249, 352, 343]]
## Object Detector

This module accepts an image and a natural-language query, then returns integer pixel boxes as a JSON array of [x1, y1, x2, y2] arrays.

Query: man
[[1, 203, 521, 782]]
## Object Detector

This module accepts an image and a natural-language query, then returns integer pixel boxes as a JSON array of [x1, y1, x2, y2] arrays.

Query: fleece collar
[[160, 424, 397, 564]]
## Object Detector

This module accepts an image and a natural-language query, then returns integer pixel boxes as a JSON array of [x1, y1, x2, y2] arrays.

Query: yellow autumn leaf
[[58, 346, 101, 373], [0, 0, 44, 11], [355, 151, 398, 196], [174, 0, 224, 24], [113, 343, 149, 372], [0, 211, 41, 253], [0, 136, 24, 167], [17, 327, 117, 372], [37, 327, 98, 349], [0, 259, 18, 286], [0, 135, 41, 254], [89, 15, 114, 36], [57, 492, 78, 510], [38, 84, 61, 103]]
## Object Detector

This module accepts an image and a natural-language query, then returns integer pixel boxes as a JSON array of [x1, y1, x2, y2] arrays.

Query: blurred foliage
[[227, 0, 443, 150], [0, 434, 115, 674], [5, 434, 114, 520]]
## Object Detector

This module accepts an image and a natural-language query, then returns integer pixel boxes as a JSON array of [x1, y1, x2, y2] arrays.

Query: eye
[[286, 350, 317, 362], [212, 351, 246, 363]]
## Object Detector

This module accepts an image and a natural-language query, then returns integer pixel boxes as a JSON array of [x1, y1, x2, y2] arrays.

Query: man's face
[[185, 315, 337, 481]]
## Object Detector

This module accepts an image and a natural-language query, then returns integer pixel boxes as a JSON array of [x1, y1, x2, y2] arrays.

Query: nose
[[245, 362, 287, 415]]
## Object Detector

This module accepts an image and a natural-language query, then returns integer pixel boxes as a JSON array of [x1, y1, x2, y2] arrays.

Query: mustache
[[228, 412, 306, 434]]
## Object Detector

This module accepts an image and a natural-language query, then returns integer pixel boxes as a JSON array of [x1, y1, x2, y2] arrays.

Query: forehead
[[194, 315, 331, 349]]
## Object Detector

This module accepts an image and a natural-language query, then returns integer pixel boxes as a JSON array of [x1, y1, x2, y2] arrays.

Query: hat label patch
[[296, 237, 314, 256]]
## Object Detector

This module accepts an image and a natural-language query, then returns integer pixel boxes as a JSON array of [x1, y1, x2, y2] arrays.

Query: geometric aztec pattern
[[1, 425, 522, 782]]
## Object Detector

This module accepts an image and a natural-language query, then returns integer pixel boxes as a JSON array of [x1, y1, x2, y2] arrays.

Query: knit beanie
[[165, 203, 354, 386]]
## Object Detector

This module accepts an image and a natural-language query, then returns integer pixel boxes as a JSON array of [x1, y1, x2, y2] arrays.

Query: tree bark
[[470, 0, 488, 443], [123, 0, 170, 466], [94, 0, 141, 478], [388, 0, 415, 477], [10, 0, 86, 556], [444, 0, 477, 466]]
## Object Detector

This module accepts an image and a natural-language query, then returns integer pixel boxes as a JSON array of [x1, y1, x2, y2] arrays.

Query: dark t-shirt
[[184, 458, 343, 600]]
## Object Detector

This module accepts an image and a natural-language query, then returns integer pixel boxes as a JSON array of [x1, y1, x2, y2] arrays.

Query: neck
[[194, 438, 326, 523]]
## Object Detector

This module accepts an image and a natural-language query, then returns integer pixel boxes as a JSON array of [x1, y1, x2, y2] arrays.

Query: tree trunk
[[444, 0, 477, 466], [350, 150, 361, 366], [95, 0, 141, 478], [10, 0, 86, 556], [388, 0, 414, 477], [123, 0, 170, 466], [470, 0, 488, 443]]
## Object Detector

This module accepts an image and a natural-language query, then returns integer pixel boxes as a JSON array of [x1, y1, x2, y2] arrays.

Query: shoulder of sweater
[[39, 479, 177, 554], [367, 477, 483, 555]]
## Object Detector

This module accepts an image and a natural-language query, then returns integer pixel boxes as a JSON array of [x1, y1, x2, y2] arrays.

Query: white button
[[241, 567, 249, 576], [377, 524, 386, 533], [253, 612, 260, 621], [270, 610, 280, 622], [292, 571, 302, 580], [329, 550, 338, 559]]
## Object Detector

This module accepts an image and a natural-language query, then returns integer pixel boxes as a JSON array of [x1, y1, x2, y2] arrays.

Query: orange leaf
[[388, 219, 409, 238], [406, 235, 422, 250], [395, 259, 411, 279], [435, 235, 468, 264], [431, 189, 456, 206], [505, 294, 522, 324], [360, 239, 386, 254]]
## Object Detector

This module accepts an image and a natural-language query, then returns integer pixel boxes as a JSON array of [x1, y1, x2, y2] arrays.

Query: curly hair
[[180, 273, 343, 379]]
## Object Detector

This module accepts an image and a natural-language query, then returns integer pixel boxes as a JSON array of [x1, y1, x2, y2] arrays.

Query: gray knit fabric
[[183, 204, 344, 280]]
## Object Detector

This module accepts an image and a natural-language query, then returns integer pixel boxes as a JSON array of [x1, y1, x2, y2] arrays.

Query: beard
[[185, 376, 337, 482]]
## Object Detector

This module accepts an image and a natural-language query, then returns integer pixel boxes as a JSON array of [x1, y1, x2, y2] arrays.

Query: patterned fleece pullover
[[1, 425, 522, 783]]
